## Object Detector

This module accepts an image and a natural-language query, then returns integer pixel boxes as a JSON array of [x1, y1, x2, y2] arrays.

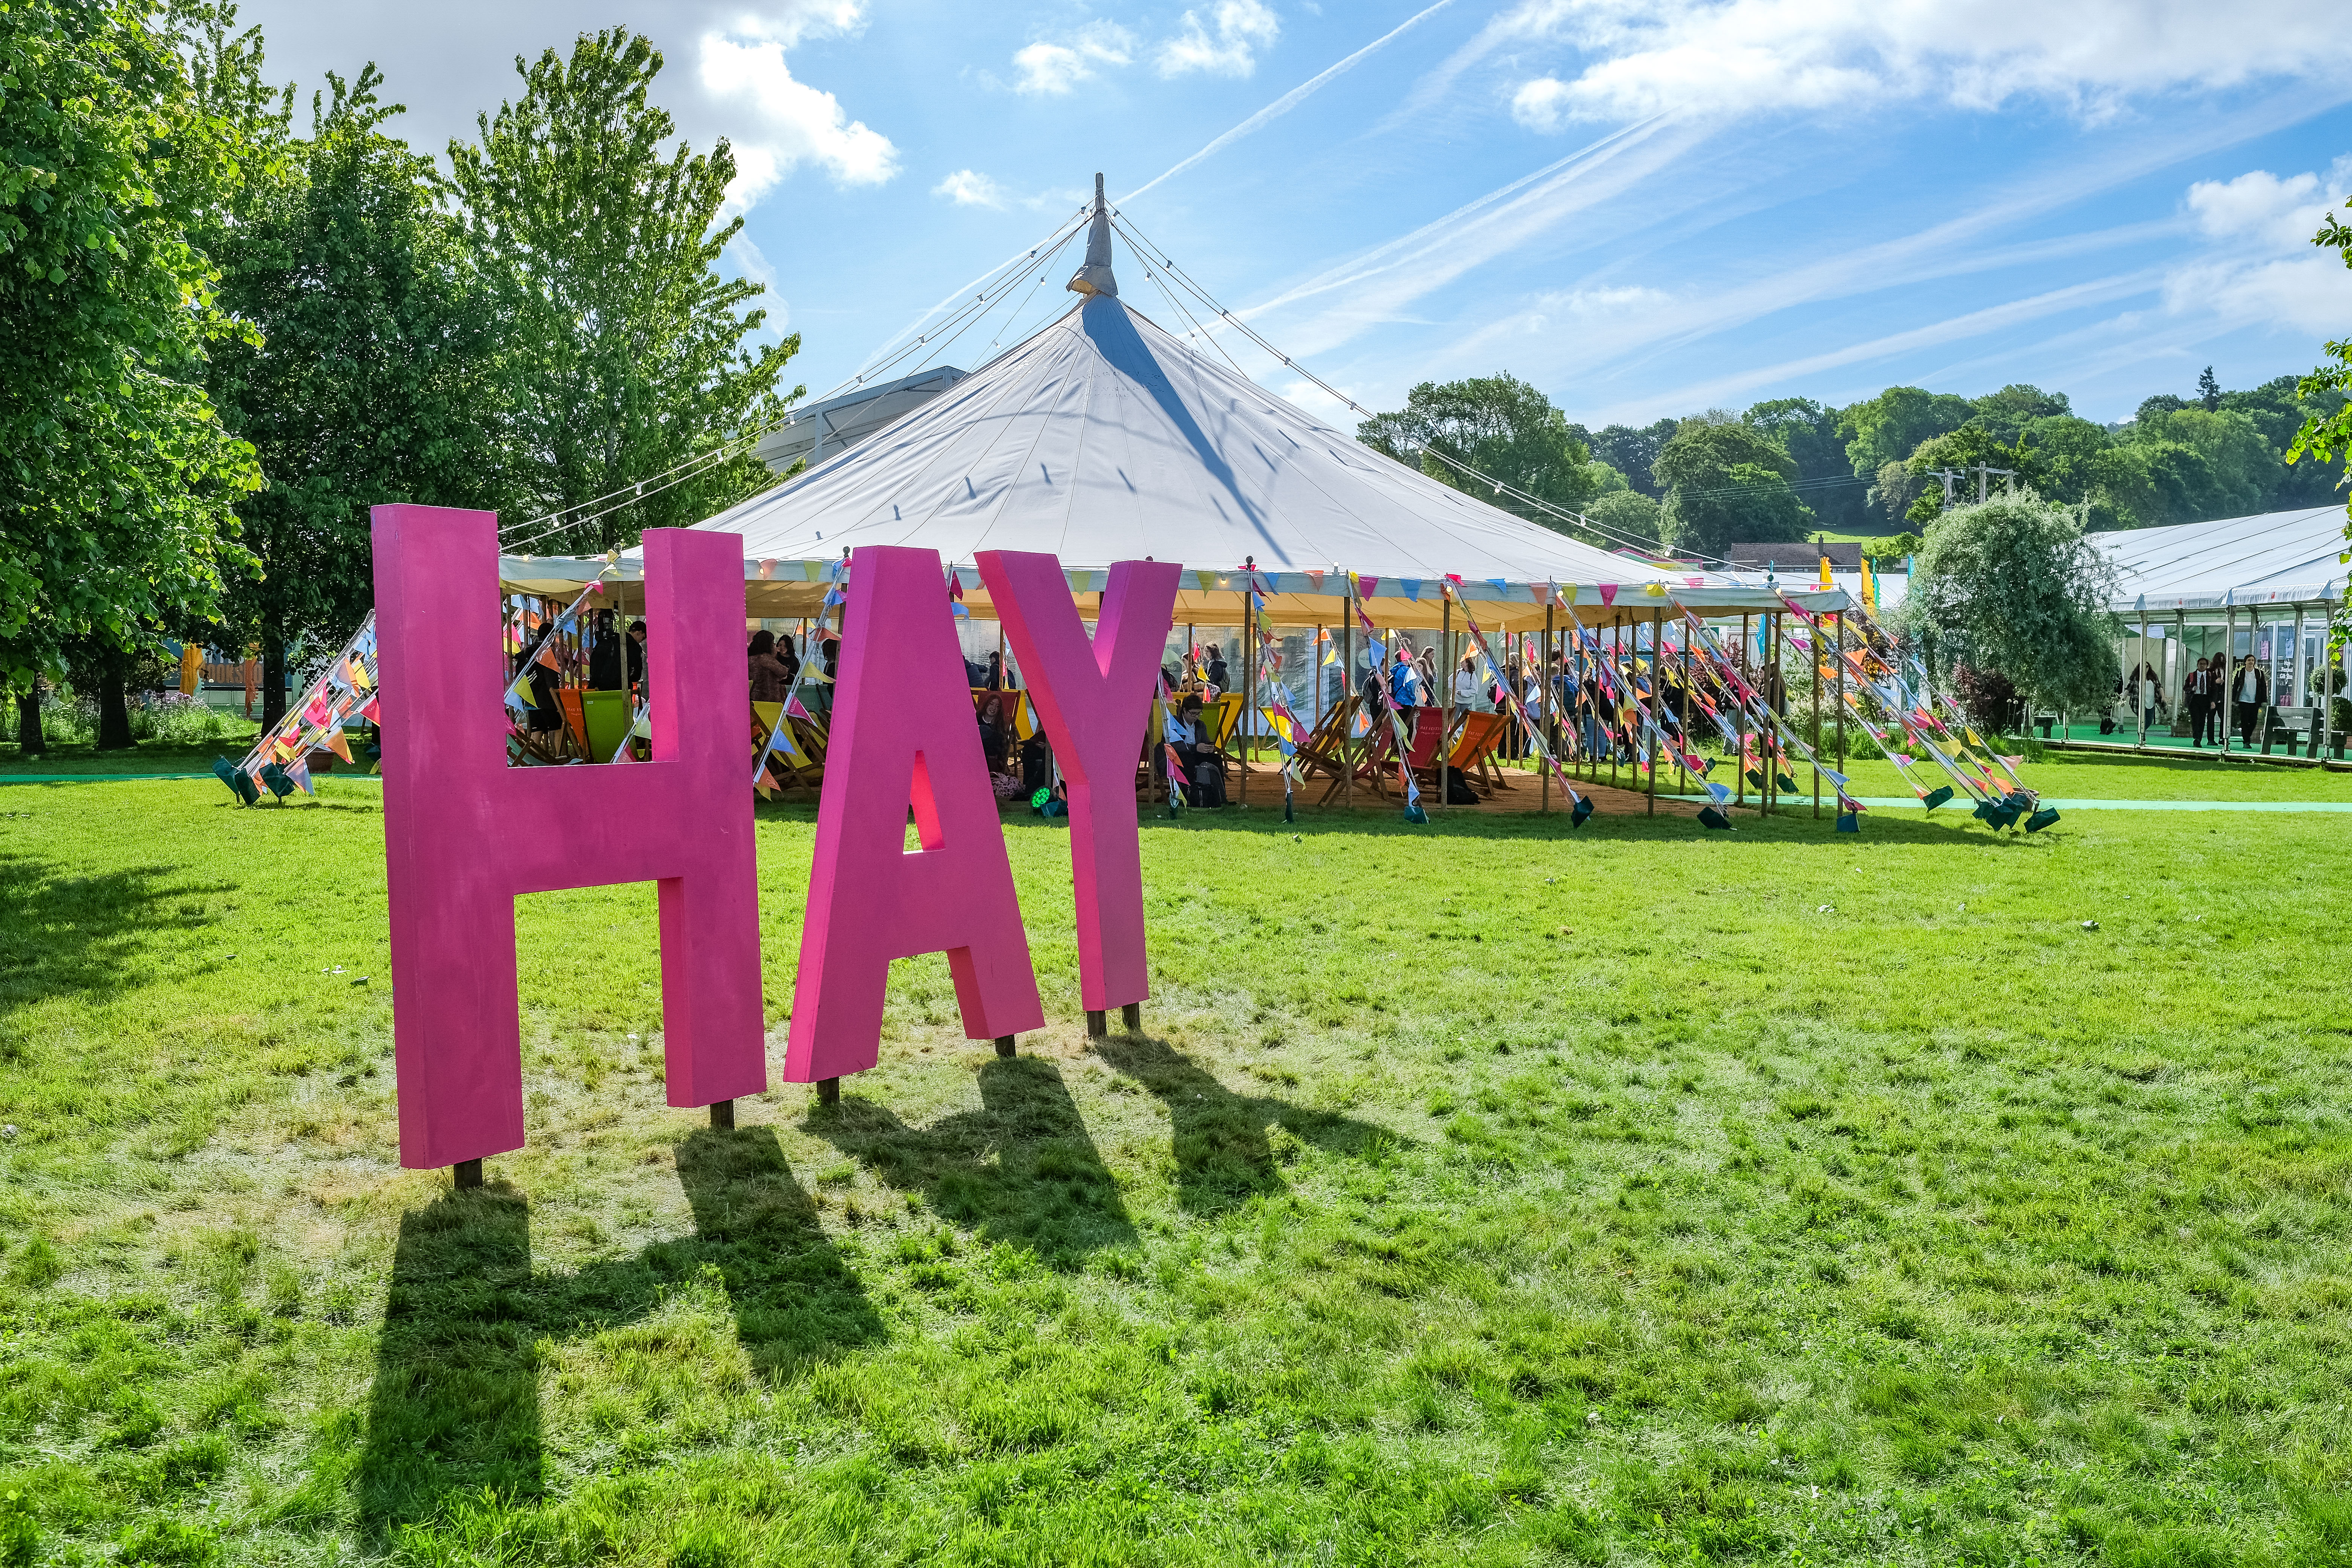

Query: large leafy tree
[[1652, 420, 1808, 559], [1358, 373, 1599, 535], [1583, 418, 1680, 498], [1744, 397, 1867, 532], [0, 0, 263, 706], [449, 29, 797, 553], [1838, 386, 1972, 500], [1894, 492, 2121, 717], [201, 34, 510, 727]]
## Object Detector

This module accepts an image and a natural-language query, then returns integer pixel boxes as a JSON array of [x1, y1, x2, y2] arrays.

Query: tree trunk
[[95, 660, 133, 750], [14, 687, 43, 756], [260, 627, 287, 731]]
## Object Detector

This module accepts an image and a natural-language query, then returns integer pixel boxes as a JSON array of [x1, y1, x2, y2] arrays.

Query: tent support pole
[[1735, 614, 1749, 808], [1239, 587, 1250, 807], [1835, 611, 1846, 775], [1541, 602, 1553, 814], [1440, 592, 1452, 814], [1680, 620, 1693, 800], [1811, 608, 1822, 818], [1341, 597, 1354, 812], [1647, 606, 1660, 816], [1610, 621, 1620, 792]]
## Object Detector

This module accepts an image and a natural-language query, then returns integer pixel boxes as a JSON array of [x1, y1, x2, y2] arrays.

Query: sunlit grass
[[0, 777, 2346, 1565]]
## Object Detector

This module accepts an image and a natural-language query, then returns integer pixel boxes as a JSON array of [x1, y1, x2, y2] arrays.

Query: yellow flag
[[1859, 557, 1878, 610], [1818, 556, 1832, 590]]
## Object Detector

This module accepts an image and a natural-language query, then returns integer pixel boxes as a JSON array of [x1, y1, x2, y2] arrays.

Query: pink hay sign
[[373, 506, 768, 1170], [372, 509, 1178, 1171]]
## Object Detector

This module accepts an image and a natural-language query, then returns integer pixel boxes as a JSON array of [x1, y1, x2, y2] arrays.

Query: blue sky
[[239, 0, 2352, 432]]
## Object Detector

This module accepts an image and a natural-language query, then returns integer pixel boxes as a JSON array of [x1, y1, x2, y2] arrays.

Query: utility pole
[[1969, 462, 2015, 504], [1926, 467, 1963, 505]]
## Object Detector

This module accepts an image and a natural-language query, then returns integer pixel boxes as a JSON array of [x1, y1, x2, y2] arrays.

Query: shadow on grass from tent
[[1092, 1034, 1402, 1217], [805, 1055, 1135, 1266], [358, 1131, 880, 1538]]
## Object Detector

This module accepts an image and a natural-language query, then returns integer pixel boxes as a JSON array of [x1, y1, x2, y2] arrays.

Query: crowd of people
[[2124, 652, 2275, 748]]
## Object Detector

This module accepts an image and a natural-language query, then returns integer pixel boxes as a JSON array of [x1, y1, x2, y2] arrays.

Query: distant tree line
[[2, 1, 797, 740], [1359, 368, 2348, 564]]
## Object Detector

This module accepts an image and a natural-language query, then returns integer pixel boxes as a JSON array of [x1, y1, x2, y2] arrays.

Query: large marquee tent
[[501, 198, 1844, 632]]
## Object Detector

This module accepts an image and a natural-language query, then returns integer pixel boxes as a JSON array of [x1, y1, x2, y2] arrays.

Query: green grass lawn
[[2, 777, 2349, 1565]]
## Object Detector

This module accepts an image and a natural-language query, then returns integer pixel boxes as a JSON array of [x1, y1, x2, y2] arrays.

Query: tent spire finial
[[1066, 172, 1118, 298]]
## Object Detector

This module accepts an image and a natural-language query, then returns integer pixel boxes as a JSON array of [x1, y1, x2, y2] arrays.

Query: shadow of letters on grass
[[1092, 1035, 1398, 1216], [806, 1055, 1137, 1263], [359, 1127, 877, 1535]]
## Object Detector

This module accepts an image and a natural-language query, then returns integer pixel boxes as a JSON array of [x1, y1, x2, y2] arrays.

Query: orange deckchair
[[1426, 711, 1514, 795]]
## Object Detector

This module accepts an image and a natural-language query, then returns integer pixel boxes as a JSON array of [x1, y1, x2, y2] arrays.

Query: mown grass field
[[1, 768, 2348, 1566]]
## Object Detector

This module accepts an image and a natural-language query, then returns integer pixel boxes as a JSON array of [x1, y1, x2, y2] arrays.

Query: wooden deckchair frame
[[1432, 710, 1514, 793]]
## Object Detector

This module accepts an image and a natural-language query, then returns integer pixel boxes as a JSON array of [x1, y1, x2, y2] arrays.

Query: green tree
[[2288, 201, 2352, 635], [1583, 490, 1663, 549], [1744, 396, 1866, 531], [1837, 386, 1972, 485], [2197, 365, 2221, 412], [2135, 408, 2280, 517], [449, 29, 798, 552], [202, 45, 511, 726], [2220, 374, 2346, 506], [1903, 426, 2038, 524], [1584, 418, 1680, 498], [1966, 383, 2070, 444], [0, 0, 263, 704], [1894, 492, 2121, 716], [1652, 423, 1808, 559], [1358, 373, 1597, 535]]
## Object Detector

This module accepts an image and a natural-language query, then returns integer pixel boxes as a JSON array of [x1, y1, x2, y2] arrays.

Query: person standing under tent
[[776, 634, 800, 687], [626, 620, 648, 694], [2231, 654, 2269, 749], [1205, 646, 1229, 696], [2138, 664, 2160, 736], [2186, 657, 2214, 746], [587, 609, 630, 691], [1391, 643, 1421, 715], [747, 630, 792, 705], [1454, 654, 1486, 715]]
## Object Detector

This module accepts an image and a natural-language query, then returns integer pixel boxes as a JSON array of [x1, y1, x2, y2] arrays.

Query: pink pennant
[[1599, 584, 1619, 606]]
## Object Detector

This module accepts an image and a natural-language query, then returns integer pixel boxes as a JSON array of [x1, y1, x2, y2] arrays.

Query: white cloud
[[2167, 156, 2352, 335], [1482, 0, 2352, 128], [1510, 77, 1573, 131], [1157, 0, 1281, 79], [933, 169, 1008, 208], [698, 6, 897, 206], [1013, 22, 1137, 95]]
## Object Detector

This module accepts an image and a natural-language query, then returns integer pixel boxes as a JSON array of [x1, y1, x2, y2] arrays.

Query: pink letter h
[[372, 505, 766, 1170]]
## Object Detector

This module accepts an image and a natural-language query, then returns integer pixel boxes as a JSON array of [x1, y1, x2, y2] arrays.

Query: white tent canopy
[[504, 193, 1844, 630], [2090, 504, 2348, 614]]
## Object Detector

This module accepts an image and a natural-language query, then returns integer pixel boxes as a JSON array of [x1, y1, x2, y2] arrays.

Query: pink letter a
[[373, 506, 766, 1169], [975, 552, 1179, 1012], [785, 545, 1045, 1081]]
